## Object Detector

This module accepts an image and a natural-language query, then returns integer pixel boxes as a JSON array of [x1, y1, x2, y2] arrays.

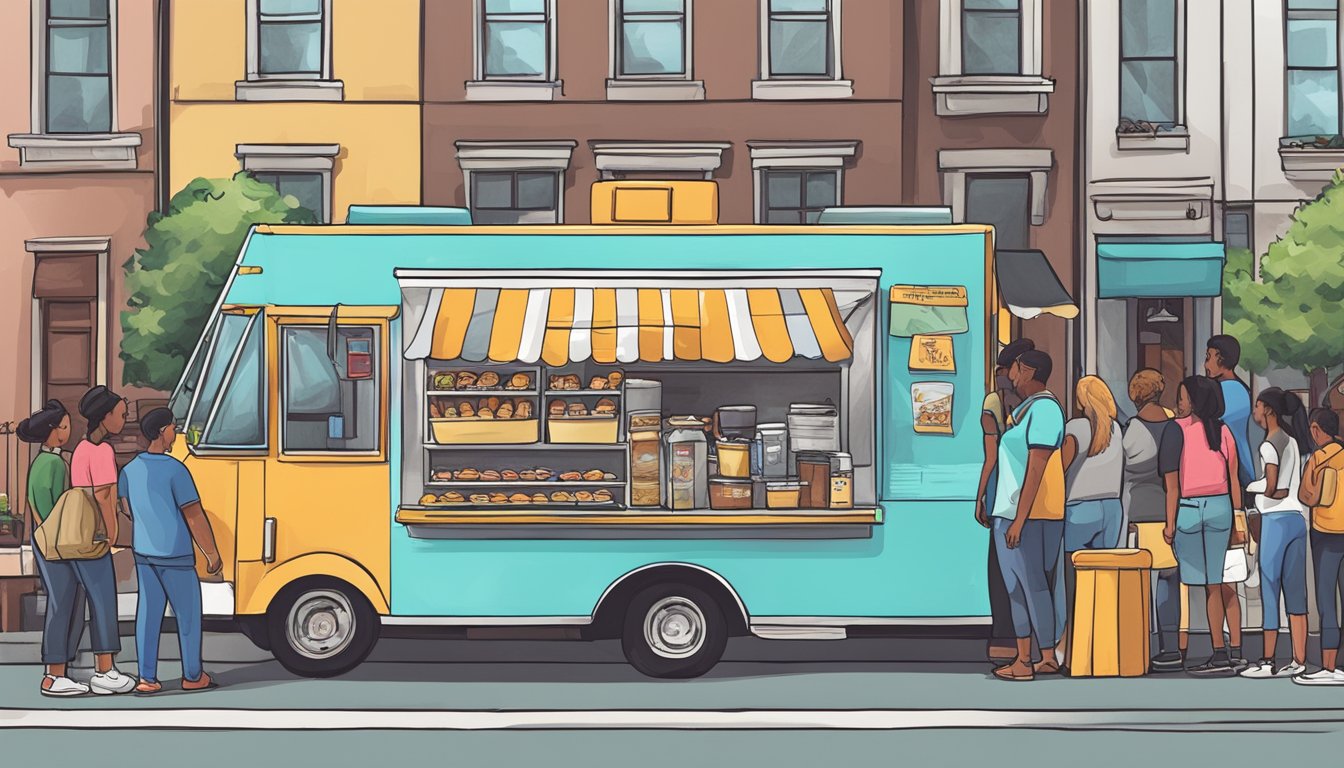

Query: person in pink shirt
[[1160, 376, 1244, 677], [68, 386, 137, 695]]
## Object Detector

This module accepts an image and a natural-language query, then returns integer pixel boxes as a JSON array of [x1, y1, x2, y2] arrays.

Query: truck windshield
[[181, 313, 253, 444], [169, 316, 216, 426]]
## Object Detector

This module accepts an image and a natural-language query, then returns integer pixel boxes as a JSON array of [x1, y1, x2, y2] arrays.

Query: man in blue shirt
[[1205, 335, 1255, 488], [118, 408, 222, 693]]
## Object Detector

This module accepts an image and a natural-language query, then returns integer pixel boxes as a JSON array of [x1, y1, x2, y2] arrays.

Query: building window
[[236, 143, 339, 223], [1285, 0, 1339, 139], [766, 0, 833, 79], [1223, 207, 1252, 251], [45, 0, 113, 133], [615, 0, 689, 78], [762, 170, 839, 224], [470, 171, 561, 225], [962, 0, 1021, 76], [238, 0, 340, 100], [480, 0, 553, 80], [257, 0, 326, 78], [965, 175, 1031, 249], [281, 325, 381, 454], [1119, 0, 1180, 128]]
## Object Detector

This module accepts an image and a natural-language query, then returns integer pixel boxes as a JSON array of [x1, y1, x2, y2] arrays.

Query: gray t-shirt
[[1065, 418, 1124, 503], [1122, 418, 1168, 523]]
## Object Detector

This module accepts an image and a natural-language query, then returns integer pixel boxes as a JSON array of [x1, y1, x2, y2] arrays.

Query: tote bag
[[33, 487, 109, 561]]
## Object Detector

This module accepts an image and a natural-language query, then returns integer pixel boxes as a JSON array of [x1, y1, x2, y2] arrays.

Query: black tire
[[621, 583, 728, 679], [235, 615, 272, 651], [267, 579, 379, 678]]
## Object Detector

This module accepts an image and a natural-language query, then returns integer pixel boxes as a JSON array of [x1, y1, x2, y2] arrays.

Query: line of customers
[[17, 386, 222, 697], [978, 334, 1344, 684]]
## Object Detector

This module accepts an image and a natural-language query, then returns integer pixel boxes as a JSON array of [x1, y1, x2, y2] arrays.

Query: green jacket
[[27, 450, 68, 522]]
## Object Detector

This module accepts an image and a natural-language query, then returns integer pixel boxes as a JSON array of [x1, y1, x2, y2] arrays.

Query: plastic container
[[547, 415, 619, 444], [630, 427, 663, 508], [788, 403, 839, 453], [828, 452, 854, 509], [714, 405, 757, 441], [625, 379, 662, 416], [752, 423, 789, 478], [709, 478, 753, 510], [430, 418, 538, 445], [716, 440, 752, 479], [765, 481, 805, 509], [797, 453, 831, 508], [666, 419, 709, 510]]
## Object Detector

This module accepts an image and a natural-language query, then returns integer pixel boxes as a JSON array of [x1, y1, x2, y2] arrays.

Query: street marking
[[0, 708, 1340, 732]]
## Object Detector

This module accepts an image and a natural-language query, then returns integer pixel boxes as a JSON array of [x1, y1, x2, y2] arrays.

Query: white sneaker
[[1292, 668, 1344, 686], [89, 668, 137, 695], [1238, 660, 1276, 679], [1276, 661, 1308, 678], [40, 675, 90, 697]]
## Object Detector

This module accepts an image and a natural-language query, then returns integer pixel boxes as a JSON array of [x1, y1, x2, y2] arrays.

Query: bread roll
[[501, 469, 520, 481], [576, 491, 595, 502], [508, 493, 531, 504], [549, 400, 567, 416], [455, 468, 480, 481], [481, 469, 501, 482], [458, 401, 475, 418], [607, 371, 624, 389], [509, 373, 531, 390], [518, 470, 537, 481], [496, 403, 514, 419], [592, 489, 613, 503], [469, 493, 490, 504], [567, 403, 588, 416], [419, 493, 439, 505], [594, 398, 617, 414], [443, 492, 465, 503], [588, 376, 608, 390], [515, 401, 534, 419], [477, 371, 500, 388], [488, 493, 508, 504], [559, 471, 582, 482], [531, 493, 548, 504], [550, 490, 574, 502], [535, 468, 554, 480], [456, 372, 479, 388], [583, 469, 605, 481]]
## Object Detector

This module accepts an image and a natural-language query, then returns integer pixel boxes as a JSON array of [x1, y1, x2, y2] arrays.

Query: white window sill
[[751, 79, 854, 101], [1278, 143, 1344, 181], [6, 132, 141, 169], [930, 75, 1054, 116], [605, 79, 706, 101], [234, 79, 344, 102], [466, 80, 563, 102], [1116, 128, 1190, 152]]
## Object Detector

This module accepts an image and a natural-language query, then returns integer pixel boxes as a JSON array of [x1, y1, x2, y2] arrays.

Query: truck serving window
[[281, 325, 381, 454]]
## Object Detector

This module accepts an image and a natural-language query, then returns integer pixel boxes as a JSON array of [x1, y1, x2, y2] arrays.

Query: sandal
[[1034, 659, 1061, 675], [993, 664, 1035, 682], [134, 679, 162, 695]]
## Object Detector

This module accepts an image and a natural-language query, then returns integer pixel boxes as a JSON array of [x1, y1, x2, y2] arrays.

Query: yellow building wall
[[171, 0, 420, 102], [170, 103, 422, 220]]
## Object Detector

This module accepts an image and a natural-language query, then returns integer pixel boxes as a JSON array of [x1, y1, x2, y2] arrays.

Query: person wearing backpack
[[17, 400, 90, 696], [1294, 408, 1344, 686], [1239, 388, 1311, 679]]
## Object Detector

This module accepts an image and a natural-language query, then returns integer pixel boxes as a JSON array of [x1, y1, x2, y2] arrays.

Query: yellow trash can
[[1069, 548, 1153, 678]]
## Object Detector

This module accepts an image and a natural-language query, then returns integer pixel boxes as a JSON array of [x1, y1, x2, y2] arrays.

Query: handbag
[[1222, 545, 1250, 584], [1131, 522, 1178, 570], [33, 487, 110, 561]]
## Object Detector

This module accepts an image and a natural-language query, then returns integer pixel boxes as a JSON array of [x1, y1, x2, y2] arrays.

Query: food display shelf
[[407, 502, 627, 512], [422, 442, 629, 451], [425, 480, 626, 488], [544, 390, 623, 396], [428, 390, 539, 397]]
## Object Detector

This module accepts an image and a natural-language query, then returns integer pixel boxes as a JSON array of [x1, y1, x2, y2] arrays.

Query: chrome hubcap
[[643, 596, 706, 659], [286, 590, 355, 660]]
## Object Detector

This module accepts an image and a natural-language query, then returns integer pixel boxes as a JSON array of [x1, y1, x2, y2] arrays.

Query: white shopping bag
[[1222, 546, 1250, 584]]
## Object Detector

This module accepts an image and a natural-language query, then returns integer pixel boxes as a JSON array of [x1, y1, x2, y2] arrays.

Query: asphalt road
[[1, 636, 1341, 764]]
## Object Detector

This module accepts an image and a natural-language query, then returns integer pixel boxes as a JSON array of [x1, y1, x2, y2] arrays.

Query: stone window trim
[[938, 148, 1052, 226], [455, 140, 578, 222], [468, 0, 562, 101], [236, 0, 343, 102], [1279, 146, 1344, 182], [753, 0, 853, 101], [26, 236, 111, 406], [589, 141, 730, 180], [236, 144, 340, 224], [935, 0, 1048, 116], [10, 0, 140, 169], [747, 140, 858, 224]]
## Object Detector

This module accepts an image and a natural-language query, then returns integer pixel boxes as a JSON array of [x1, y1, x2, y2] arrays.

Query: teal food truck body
[[170, 182, 1076, 678]]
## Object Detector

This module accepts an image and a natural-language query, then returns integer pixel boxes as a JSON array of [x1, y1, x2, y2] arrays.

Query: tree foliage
[[120, 173, 315, 390], [1223, 170, 1344, 378]]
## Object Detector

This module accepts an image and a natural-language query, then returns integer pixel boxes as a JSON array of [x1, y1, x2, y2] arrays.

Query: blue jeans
[[1258, 513, 1308, 630], [1064, 498, 1124, 552], [32, 546, 88, 665], [135, 560, 203, 682], [1173, 495, 1233, 586], [984, 468, 1014, 642], [993, 516, 1065, 649], [1311, 530, 1344, 653]]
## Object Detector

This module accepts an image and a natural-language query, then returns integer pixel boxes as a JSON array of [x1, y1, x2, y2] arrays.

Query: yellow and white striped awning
[[404, 287, 854, 365]]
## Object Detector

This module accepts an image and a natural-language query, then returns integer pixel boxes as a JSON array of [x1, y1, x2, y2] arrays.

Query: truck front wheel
[[621, 583, 728, 679], [267, 579, 379, 678]]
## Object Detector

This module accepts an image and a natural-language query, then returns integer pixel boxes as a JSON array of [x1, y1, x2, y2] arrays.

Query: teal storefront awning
[[1097, 242, 1226, 299]]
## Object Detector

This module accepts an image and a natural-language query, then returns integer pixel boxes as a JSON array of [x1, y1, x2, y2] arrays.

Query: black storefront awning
[[995, 249, 1078, 320]]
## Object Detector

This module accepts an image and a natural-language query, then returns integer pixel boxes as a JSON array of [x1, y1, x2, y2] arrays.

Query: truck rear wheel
[[621, 583, 727, 679], [267, 580, 379, 678]]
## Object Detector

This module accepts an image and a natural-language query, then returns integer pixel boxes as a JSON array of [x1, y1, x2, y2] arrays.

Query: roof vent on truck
[[814, 207, 954, 225], [346, 206, 473, 226]]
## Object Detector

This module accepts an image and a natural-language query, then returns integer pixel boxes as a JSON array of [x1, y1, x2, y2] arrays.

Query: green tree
[[1224, 170, 1344, 403], [120, 173, 315, 390]]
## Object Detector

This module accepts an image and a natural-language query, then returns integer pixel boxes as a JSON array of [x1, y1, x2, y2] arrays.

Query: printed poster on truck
[[911, 381, 954, 434]]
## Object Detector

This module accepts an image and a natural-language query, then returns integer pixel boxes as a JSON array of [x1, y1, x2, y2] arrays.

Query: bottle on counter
[[828, 452, 854, 510]]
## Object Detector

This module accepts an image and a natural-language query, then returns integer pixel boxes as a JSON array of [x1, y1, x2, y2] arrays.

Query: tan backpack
[[33, 488, 109, 561]]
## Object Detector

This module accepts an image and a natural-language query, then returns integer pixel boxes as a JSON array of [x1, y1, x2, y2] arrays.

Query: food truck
[[168, 181, 1076, 678]]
